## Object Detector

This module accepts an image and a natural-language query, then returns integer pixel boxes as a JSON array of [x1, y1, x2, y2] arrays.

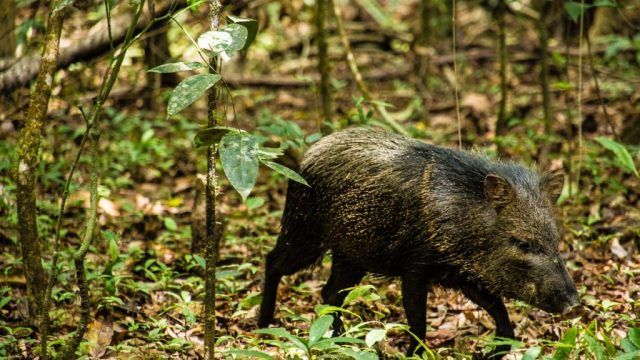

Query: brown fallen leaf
[[86, 317, 114, 359]]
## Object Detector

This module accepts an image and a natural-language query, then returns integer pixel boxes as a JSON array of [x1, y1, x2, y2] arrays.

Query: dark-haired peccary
[[258, 128, 579, 357]]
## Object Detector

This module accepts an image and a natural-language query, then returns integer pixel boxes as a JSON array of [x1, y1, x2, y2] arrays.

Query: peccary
[[258, 128, 579, 357]]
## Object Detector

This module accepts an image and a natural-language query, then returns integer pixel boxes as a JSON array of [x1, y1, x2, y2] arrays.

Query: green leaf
[[148, 61, 205, 73], [593, 0, 616, 7], [615, 351, 640, 360], [256, 147, 284, 160], [564, 1, 589, 23], [224, 349, 272, 359], [583, 333, 605, 360], [194, 126, 236, 148], [262, 161, 309, 186], [628, 328, 640, 349], [343, 285, 379, 306], [227, 15, 258, 50], [522, 346, 542, 360], [246, 196, 265, 210], [595, 137, 639, 178], [553, 327, 578, 360], [308, 315, 333, 346], [335, 348, 379, 360], [167, 74, 221, 116], [314, 337, 366, 346], [254, 328, 308, 352], [198, 24, 248, 59], [163, 217, 178, 231], [220, 133, 260, 201], [365, 329, 386, 347]]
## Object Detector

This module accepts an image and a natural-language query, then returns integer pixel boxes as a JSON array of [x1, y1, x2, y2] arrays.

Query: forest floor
[[1, 2, 640, 359]]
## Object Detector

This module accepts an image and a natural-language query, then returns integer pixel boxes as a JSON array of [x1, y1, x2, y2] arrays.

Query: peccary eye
[[511, 237, 533, 253]]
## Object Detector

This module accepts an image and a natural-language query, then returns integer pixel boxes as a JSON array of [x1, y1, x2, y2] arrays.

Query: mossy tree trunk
[[15, 3, 64, 326]]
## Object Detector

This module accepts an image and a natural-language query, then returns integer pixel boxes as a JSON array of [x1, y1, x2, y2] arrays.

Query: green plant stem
[[316, 0, 332, 131], [204, 3, 223, 359], [496, 0, 508, 139], [39, 1, 146, 357], [330, 0, 408, 136]]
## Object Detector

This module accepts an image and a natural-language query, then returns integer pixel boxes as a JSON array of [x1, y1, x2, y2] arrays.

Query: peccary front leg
[[321, 256, 365, 333], [401, 274, 429, 356], [461, 285, 514, 359]]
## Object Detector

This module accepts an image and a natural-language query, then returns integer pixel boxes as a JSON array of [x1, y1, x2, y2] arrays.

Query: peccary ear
[[484, 174, 513, 209], [541, 171, 564, 203]]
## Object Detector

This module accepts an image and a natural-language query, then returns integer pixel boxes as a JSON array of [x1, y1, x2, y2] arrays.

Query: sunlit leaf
[[148, 61, 205, 73], [227, 15, 258, 50], [365, 329, 386, 347], [522, 346, 542, 360], [552, 327, 578, 360], [583, 333, 605, 360], [167, 74, 221, 116], [219, 132, 260, 201], [308, 315, 333, 346], [262, 161, 309, 186], [198, 24, 248, 60], [225, 349, 272, 359], [595, 137, 639, 178]]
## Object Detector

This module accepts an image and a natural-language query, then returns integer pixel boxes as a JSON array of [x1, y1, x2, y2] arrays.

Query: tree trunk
[[15, 4, 64, 325]]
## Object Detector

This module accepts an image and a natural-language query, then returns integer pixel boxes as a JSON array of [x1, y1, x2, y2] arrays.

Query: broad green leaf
[[629, 328, 640, 348], [262, 161, 309, 186], [595, 137, 639, 178], [194, 126, 237, 148], [198, 24, 248, 60], [522, 346, 542, 360], [225, 349, 272, 359], [167, 74, 221, 116], [220, 133, 260, 201], [254, 328, 308, 352], [148, 61, 205, 73], [223, 24, 248, 52], [227, 15, 258, 50], [552, 327, 578, 360], [308, 315, 333, 346], [365, 329, 386, 347], [583, 333, 605, 360], [615, 351, 640, 360]]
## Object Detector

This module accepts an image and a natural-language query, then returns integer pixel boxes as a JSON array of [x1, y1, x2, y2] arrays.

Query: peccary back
[[259, 128, 579, 357]]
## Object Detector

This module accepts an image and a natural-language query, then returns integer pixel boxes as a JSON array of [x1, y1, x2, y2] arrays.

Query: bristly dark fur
[[259, 127, 579, 358]]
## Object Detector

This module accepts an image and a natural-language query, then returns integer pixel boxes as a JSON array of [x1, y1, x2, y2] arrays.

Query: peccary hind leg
[[258, 238, 323, 328], [461, 285, 514, 359], [401, 274, 430, 356], [321, 256, 365, 332]]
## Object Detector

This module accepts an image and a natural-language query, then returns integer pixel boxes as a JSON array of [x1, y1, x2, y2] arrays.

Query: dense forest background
[[0, 0, 639, 358]]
